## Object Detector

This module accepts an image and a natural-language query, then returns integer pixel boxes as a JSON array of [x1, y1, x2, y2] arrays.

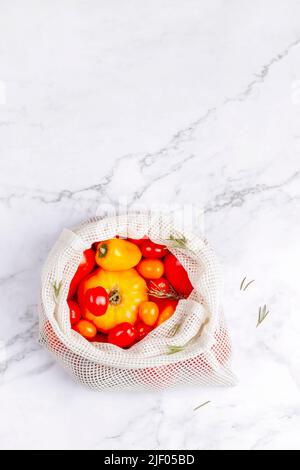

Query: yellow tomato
[[95, 238, 142, 271], [73, 320, 97, 339], [138, 301, 159, 326], [136, 259, 164, 279], [78, 268, 148, 332], [157, 304, 176, 326]]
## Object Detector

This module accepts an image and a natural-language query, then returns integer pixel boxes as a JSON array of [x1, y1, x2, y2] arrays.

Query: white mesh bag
[[39, 212, 236, 390]]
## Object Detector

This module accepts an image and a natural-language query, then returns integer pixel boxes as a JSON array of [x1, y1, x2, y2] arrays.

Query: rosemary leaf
[[256, 304, 270, 327], [193, 400, 211, 411], [240, 277, 246, 291], [53, 281, 62, 300], [243, 279, 255, 291], [166, 345, 185, 355], [171, 323, 182, 336], [240, 276, 255, 291]]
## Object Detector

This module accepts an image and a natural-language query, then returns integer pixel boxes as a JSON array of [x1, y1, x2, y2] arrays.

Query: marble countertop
[[1, 0, 300, 450]]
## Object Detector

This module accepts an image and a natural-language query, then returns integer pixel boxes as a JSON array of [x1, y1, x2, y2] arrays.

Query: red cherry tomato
[[140, 240, 168, 259], [164, 253, 193, 297], [89, 333, 108, 343], [108, 322, 138, 348], [148, 277, 170, 293], [68, 300, 82, 325], [156, 298, 178, 313], [147, 277, 171, 301], [135, 321, 153, 341], [68, 249, 95, 298], [84, 287, 108, 316], [73, 319, 97, 339], [128, 236, 148, 245]]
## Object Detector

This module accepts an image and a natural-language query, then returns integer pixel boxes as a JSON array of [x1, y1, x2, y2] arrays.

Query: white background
[[0, 0, 300, 450]]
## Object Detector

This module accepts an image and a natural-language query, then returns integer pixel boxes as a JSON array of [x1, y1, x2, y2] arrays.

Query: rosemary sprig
[[147, 282, 184, 301], [240, 277, 255, 291], [166, 345, 185, 355], [171, 323, 182, 336], [193, 400, 211, 411], [256, 304, 269, 327], [166, 234, 188, 249], [53, 281, 62, 301]]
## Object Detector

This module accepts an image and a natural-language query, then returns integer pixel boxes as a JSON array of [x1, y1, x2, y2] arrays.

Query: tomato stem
[[109, 287, 122, 305], [98, 243, 108, 258]]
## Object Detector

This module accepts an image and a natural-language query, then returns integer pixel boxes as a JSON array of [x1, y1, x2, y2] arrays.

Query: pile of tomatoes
[[67, 237, 193, 348]]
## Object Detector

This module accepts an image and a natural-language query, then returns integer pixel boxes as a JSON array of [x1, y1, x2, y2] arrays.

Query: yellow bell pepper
[[78, 268, 148, 332], [95, 238, 142, 271]]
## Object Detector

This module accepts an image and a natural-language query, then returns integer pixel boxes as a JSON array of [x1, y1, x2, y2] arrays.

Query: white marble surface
[[1, 0, 300, 450]]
